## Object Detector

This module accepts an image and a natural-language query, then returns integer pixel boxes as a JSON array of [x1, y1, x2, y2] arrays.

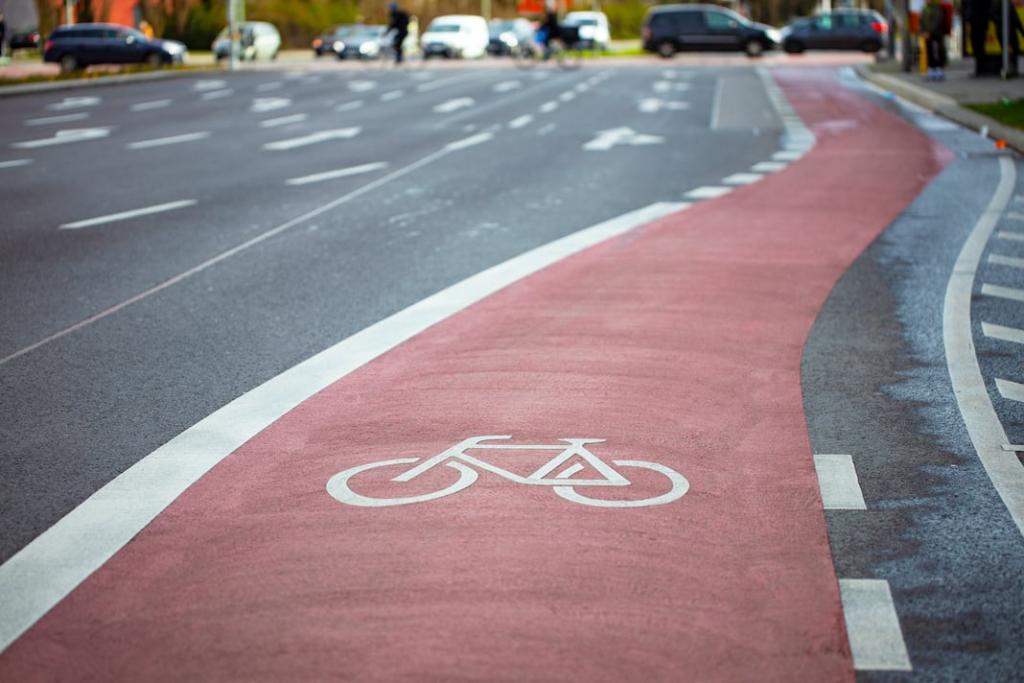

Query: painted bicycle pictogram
[[326, 435, 689, 508]]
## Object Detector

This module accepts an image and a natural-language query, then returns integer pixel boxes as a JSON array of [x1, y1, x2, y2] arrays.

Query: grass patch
[[0, 63, 215, 87], [966, 99, 1024, 131]]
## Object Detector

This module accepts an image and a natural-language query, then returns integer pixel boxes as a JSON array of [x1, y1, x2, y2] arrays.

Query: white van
[[213, 21, 281, 61], [421, 15, 489, 59], [564, 11, 611, 51]]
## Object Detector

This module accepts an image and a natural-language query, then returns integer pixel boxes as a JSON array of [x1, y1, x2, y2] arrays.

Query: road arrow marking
[[582, 127, 664, 151], [433, 97, 475, 114], [12, 128, 111, 149], [251, 97, 291, 113], [263, 127, 361, 151]]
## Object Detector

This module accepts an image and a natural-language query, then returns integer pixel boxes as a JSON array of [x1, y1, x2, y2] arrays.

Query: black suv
[[43, 23, 187, 72], [780, 10, 888, 53], [642, 4, 780, 58]]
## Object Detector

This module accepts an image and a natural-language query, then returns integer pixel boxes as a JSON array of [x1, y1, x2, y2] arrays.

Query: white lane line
[[263, 127, 361, 151], [1005, 212, 1024, 221], [25, 113, 89, 126], [286, 162, 389, 186], [47, 96, 100, 111], [685, 186, 732, 199], [508, 114, 534, 129], [989, 253, 1024, 269], [0, 200, 686, 655], [539, 101, 558, 113], [336, 100, 364, 112], [710, 77, 723, 130], [59, 199, 196, 230], [12, 128, 111, 149], [944, 156, 1024, 537], [348, 80, 377, 92], [0, 159, 33, 169], [194, 79, 226, 91], [982, 321, 1024, 344], [380, 90, 404, 102], [997, 378, 1024, 401], [722, 173, 762, 185], [445, 131, 492, 151], [996, 230, 1024, 241], [538, 123, 556, 135], [257, 81, 284, 92], [575, 82, 590, 93], [559, 91, 575, 102], [433, 97, 475, 114], [415, 72, 479, 92], [813, 454, 867, 510], [982, 283, 1024, 303], [130, 99, 172, 112], [251, 97, 291, 113], [201, 89, 234, 100], [751, 161, 788, 173], [493, 80, 521, 93], [127, 132, 210, 150], [839, 579, 912, 671], [260, 114, 308, 128], [772, 150, 804, 161]]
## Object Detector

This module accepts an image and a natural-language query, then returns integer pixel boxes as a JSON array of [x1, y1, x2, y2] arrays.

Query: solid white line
[[508, 114, 533, 129], [0, 201, 687, 654], [839, 579, 912, 671], [127, 132, 210, 150], [989, 253, 1024, 269], [336, 100, 364, 112], [685, 186, 732, 199], [286, 162, 389, 186], [0, 159, 32, 169], [539, 101, 558, 113], [813, 454, 867, 510], [944, 156, 1024, 536], [982, 283, 1024, 303], [996, 378, 1024, 402], [722, 173, 762, 185], [59, 200, 197, 230], [260, 114, 308, 128], [130, 99, 172, 112], [25, 113, 89, 126], [751, 161, 787, 173], [997, 230, 1024, 241], [982, 321, 1024, 344]]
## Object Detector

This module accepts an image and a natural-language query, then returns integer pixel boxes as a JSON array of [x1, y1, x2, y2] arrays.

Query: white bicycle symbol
[[326, 435, 689, 508]]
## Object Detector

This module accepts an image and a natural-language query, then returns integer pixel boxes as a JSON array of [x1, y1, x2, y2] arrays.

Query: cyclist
[[386, 2, 411, 65], [540, 6, 561, 60]]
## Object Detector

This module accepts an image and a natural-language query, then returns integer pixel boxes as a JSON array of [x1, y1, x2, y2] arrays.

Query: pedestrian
[[921, 0, 948, 80], [387, 3, 410, 66], [541, 4, 560, 60], [970, 0, 993, 75], [0, 12, 7, 61], [139, 20, 155, 40]]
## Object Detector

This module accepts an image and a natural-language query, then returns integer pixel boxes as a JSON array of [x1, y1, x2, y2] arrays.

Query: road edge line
[[0, 201, 688, 654]]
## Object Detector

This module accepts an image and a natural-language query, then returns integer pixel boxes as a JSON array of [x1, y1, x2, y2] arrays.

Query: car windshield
[[428, 24, 461, 33], [568, 18, 598, 26], [490, 21, 515, 35]]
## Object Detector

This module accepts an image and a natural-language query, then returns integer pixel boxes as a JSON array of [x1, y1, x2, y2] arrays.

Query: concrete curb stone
[[0, 67, 221, 98]]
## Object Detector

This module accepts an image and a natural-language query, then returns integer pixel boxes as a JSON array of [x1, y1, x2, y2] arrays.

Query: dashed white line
[[25, 113, 89, 126], [772, 150, 805, 161], [538, 123, 556, 135], [751, 161, 788, 173], [257, 81, 284, 92], [982, 321, 1024, 344], [127, 132, 210, 150], [194, 79, 226, 91], [263, 127, 361, 151], [721, 173, 762, 185], [982, 283, 1024, 303], [0, 159, 33, 169], [47, 96, 100, 111], [59, 199, 197, 230], [286, 162, 389, 186], [996, 230, 1024, 241], [12, 128, 111, 149], [559, 91, 575, 102], [130, 99, 172, 112], [710, 78, 723, 130], [336, 100, 364, 112], [997, 378, 1024, 401], [839, 579, 912, 671], [539, 101, 558, 113], [380, 90, 404, 102], [260, 114, 308, 128], [251, 97, 291, 113], [508, 114, 534, 129], [685, 186, 732, 199], [493, 80, 522, 93], [348, 80, 377, 92], [445, 132, 493, 151], [989, 253, 1024, 269], [201, 89, 233, 101], [813, 454, 867, 510], [433, 97, 475, 114]]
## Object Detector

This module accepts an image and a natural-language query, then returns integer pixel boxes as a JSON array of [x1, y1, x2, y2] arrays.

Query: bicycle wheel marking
[[326, 436, 689, 508]]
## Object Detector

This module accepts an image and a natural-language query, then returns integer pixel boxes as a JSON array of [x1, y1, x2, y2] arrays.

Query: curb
[[854, 64, 1024, 154], [0, 66, 220, 97]]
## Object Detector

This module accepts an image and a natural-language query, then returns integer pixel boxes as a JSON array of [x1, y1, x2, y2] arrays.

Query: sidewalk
[[857, 58, 1024, 152]]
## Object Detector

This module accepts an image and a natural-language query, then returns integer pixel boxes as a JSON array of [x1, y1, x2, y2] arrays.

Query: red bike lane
[[1, 69, 948, 681]]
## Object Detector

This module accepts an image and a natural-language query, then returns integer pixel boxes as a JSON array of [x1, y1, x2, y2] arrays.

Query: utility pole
[[1002, 0, 1011, 78], [65, 0, 75, 25], [482, 0, 491, 22], [227, 0, 238, 72]]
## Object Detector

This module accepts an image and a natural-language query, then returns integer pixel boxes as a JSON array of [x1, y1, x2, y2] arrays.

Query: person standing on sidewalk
[[921, 0, 948, 80], [387, 3, 410, 66], [0, 12, 7, 62]]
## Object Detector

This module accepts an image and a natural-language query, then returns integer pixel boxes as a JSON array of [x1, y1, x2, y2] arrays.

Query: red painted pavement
[[1, 69, 949, 681]]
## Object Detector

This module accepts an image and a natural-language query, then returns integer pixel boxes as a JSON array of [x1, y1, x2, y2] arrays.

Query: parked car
[[642, 4, 780, 58], [488, 18, 535, 56], [43, 23, 186, 72], [312, 24, 364, 57], [421, 15, 489, 59], [780, 10, 888, 53], [563, 11, 610, 51], [10, 29, 41, 51], [336, 26, 390, 60], [213, 21, 281, 61]]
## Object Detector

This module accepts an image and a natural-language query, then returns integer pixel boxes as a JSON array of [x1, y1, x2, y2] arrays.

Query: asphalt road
[[1, 59, 1023, 680]]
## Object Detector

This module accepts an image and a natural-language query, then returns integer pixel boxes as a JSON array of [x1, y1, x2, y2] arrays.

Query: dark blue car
[[43, 23, 187, 72]]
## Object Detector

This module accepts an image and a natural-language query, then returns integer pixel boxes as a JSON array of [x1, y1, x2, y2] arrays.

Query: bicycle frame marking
[[327, 436, 690, 508]]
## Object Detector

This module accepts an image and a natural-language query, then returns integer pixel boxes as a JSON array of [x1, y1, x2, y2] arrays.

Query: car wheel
[[59, 54, 79, 72], [745, 40, 765, 58], [145, 52, 163, 68], [656, 41, 676, 59], [784, 40, 805, 54]]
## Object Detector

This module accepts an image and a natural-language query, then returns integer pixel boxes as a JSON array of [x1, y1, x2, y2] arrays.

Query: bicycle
[[326, 435, 690, 508], [514, 25, 583, 70]]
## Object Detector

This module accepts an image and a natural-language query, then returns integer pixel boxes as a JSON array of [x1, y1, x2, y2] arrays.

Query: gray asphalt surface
[[0, 62, 781, 564], [803, 72, 1024, 679]]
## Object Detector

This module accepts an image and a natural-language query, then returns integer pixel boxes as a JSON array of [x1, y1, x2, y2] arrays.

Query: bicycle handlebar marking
[[326, 436, 689, 508]]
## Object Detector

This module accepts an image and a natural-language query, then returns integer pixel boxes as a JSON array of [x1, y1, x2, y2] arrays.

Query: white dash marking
[[380, 90, 404, 102], [263, 128, 361, 151], [257, 81, 284, 92], [685, 186, 732, 199], [130, 99, 172, 112], [538, 123, 556, 135], [445, 132, 493, 151], [493, 80, 522, 93], [813, 454, 867, 510], [433, 97, 475, 114], [286, 162, 389, 186], [60, 200, 197, 230], [989, 253, 1024, 269], [251, 97, 291, 113], [12, 128, 111, 149], [508, 114, 534, 129], [751, 161, 787, 172], [348, 80, 377, 93], [336, 100, 364, 112], [996, 231, 1024, 242], [559, 91, 575, 102], [193, 79, 226, 91], [722, 173, 762, 185], [539, 101, 558, 113], [46, 96, 100, 111], [260, 114, 308, 128], [127, 132, 210, 150], [25, 113, 89, 126], [201, 89, 234, 101], [996, 378, 1024, 402], [839, 579, 912, 671], [0, 159, 33, 169], [772, 150, 804, 161], [982, 321, 1024, 344], [982, 283, 1024, 303]]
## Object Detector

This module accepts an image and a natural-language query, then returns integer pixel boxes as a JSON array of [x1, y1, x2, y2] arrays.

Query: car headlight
[[164, 41, 184, 54], [334, 41, 345, 51], [578, 26, 596, 39], [500, 31, 518, 46], [359, 42, 375, 54], [766, 29, 782, 44]]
